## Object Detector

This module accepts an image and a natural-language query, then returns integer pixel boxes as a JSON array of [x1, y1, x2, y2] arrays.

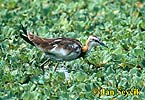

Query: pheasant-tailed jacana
[[20, 25, 107, 72]]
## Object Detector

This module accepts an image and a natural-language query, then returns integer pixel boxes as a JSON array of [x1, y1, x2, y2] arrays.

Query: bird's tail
[[20, 24, 35, 46]]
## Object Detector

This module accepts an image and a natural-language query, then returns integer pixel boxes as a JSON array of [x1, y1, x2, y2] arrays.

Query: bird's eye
[[92, 39, 98, 42]]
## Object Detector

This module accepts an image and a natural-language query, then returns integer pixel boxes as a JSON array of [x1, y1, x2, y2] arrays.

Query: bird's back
[[27, 32, 83, 61]]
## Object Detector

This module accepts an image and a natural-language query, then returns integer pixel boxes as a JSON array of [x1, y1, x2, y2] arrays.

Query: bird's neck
[[82, 45, 88, 53], [82, 41, 93, 53]]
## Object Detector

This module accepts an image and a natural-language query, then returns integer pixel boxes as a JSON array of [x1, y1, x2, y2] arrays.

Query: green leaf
[[134, 48, 144, 57], [75, 72, 87, 82]]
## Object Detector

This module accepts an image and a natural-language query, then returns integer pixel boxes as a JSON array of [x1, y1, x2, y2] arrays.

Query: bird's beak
[[99, 41, 108, 48]]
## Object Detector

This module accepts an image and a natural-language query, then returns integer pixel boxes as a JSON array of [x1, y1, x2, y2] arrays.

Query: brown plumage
[[20, 25, 107, 71]]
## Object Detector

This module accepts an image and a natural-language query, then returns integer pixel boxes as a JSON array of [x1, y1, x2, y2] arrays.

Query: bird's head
[[86, 35, 108, 51]]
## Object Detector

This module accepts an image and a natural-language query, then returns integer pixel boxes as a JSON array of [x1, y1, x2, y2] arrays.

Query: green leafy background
[[0, 0, 145, 99]]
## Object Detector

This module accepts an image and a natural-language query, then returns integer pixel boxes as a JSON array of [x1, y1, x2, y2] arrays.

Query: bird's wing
[[42, 38, 82, 54], [27, 33, 79, 48], [20, 26, 83, 60], [44, 38, 82, 60]]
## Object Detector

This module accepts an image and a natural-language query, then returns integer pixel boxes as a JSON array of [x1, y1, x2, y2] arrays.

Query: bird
[[20, 24, 107, 72]]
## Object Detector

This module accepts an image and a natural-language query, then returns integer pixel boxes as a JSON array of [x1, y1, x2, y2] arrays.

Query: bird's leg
[[54, 63, 59, 71], [40, 59, 50, 73]]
